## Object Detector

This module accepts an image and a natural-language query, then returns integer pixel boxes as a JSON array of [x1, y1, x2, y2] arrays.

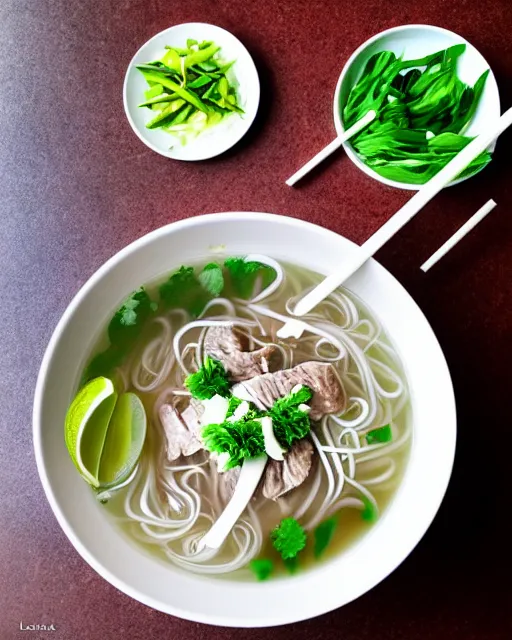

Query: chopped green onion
[[366, 424, 392, 445]]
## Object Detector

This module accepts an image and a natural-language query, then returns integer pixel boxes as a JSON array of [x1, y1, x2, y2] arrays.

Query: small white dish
[[33, 212, 456, 627], [333, 24, 501, 190], [123, 23, 260, 161]]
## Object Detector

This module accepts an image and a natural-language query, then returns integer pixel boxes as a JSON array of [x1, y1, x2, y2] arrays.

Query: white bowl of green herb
[[123, 23, 260, 160], [333, 25, 500, 189]]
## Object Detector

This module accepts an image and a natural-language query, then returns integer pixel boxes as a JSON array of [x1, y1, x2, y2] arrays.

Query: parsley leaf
[[159, 266, 210, 317], [271, 518, 307, 560], [249, 558, 274, 581], [268, 385, 313, 448], [185, 356, 231, 400], [198, 262, 224, 297], [314, 517, 338, 558], [366, 424, 392, 445], [224, 257, 276, 299], [201, 416, 265, 469], [108, 288, 153, 347], [226, 395, 243, 418]]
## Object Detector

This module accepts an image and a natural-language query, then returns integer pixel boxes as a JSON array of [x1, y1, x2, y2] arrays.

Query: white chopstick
[[420, 199, 497, 272], [285, 110, 376, 187]]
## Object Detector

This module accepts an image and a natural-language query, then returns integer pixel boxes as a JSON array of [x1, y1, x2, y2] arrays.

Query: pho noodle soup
[[65, 256, 410, 579]]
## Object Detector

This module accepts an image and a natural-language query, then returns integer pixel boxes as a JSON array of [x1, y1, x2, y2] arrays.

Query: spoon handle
[[293, 106, 512, 316], [286, 110, 376, 187], [196, 456, 267, 552]]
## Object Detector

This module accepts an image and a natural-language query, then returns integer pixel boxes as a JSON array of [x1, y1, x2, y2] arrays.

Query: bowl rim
[[33, 212, 457, 626], [122, 22, 260, 161], [332, 23, 501, 190]]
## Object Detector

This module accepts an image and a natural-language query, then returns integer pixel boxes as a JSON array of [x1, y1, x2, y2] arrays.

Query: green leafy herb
[[224, 257, 276, 299], [366, 424, 392, 445], [268, 385, 313, 448], [185, 356, 231, 400], [159, 266, 210, 317], [226, 395, 243, 418], [202, 417, 265, 469], [83, 288, 155, 383], [249, 558, 274, 581], [361, 496, 378, 523], [271, 518, 307, 560], [342, 44, 492, 184], [201, 386, 312, 469], [314, 517, 338, 558], [81, 345, 125, 385], [108, 288, 153, 347], [198, 262, 224, 297]]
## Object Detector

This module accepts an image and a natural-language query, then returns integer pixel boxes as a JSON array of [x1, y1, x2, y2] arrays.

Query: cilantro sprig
[[271, 518, 307, 560], [200, 386, 313, 469], [185, 356, 231, 400], [224, 257, 276, 299]]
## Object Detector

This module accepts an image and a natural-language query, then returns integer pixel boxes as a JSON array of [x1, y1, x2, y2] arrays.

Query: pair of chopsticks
[[275, 107, 512, 339]]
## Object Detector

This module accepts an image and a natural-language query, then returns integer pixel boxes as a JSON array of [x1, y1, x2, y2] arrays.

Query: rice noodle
[[106, 256, 410, 575]]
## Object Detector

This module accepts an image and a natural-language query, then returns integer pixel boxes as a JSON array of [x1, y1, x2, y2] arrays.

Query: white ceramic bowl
[[333, 24, 501, 190], [123, 23, 260, 160], [33, 213, 456, 627]]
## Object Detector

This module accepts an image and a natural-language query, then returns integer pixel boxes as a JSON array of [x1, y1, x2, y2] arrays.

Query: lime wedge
[[64, 377, 147, 490], [65, 377, 117, 488], [98, 392, 147, 487]]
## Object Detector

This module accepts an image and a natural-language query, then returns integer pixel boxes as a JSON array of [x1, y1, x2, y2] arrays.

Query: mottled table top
[[1, 0, 511, 638]]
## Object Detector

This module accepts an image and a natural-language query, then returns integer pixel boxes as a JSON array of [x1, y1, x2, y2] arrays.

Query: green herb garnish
[[268, 385, 313, 448], [366, 424, 392, 445], [82, 345, 125, 384], [361, 496, 378, 523], [271, 518, 307, 560], [198, 262, 224, 297], [249, 558, 274, 581], [226, 395, 243, 418], [314, 517, 338, 558], [202, 416, 264, 469], [201, 387, 312, 468], [82, 288, 155, 384], [184, 356, 231, 400], [224, 257, 276, 299], [159, 266, 210, 317], [108, 288, 153, 347], [343, 45, 491, 184]]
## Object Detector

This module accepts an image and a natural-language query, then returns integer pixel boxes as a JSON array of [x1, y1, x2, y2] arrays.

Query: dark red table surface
[[1, 0, 512, 638]]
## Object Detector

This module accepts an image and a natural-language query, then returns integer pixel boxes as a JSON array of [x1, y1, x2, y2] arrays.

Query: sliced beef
[[159, 404, 203, 462], [218, 466, 241, 504], [181, 398, 204, 439], [216, 440, 315, 503], [204, 325, 276, 382], [233, 361, 345, 420], [262, 438, 315, 500]]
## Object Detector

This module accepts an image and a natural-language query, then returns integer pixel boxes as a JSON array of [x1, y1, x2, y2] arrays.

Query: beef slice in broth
[[159, 404, 203, 461], [262, 438, 315, 500], [232, 361, 346, 420], [204, 325, 277, 382]]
